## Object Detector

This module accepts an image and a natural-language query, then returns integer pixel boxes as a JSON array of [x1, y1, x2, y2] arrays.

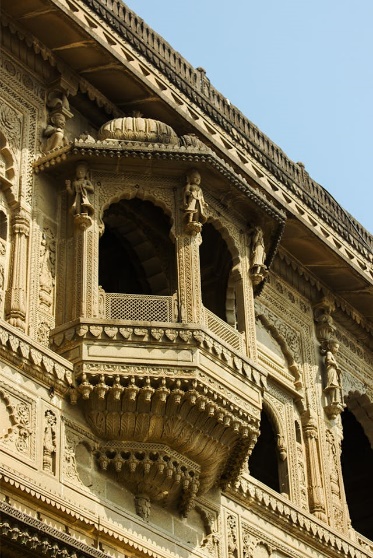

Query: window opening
[[249, 410, 280, 493], [200, 223, 233, 323], [341, 407, 373, 540], [0, 211, 7, 241], [99, 198, 175, 296]]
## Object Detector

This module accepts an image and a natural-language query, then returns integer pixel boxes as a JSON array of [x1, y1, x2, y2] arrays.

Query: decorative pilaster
[[176, 169, 206, 324], [313, 297, 344, 419], [66, 163, 98, 319], [301, 410, 327, 523], [248, 226, 268, 286], [6, 206, 30, 331], [240, 231, 257, 359]]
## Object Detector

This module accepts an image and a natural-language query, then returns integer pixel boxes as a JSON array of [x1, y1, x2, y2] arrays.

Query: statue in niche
[[43, 88, 72, 153], [43, 410, 57, 473], [313, 298, 344, 419], [39, 232, 55, 310], [134, 493, 151, 521], [248, 226, 267, 285], [323, 340, 343, 416], [182, 168, 207, 234], [66, 162, 94, 226], [43, 112, 67, 152]]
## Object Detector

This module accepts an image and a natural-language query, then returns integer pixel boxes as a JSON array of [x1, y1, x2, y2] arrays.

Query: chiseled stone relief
[[0, 377, 36, 461], [0, 51, 42, 205], [43, 409, 57, 474]]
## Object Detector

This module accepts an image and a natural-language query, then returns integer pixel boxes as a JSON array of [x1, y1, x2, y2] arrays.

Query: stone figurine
[[249, 226, 267, 285], [66, 162, 95, 219], [134, 493, 151, 521], [324, 341, 342, 403], [323, 340, 344, 419], [43, 410, 57, 473], [43, 112, 67, 152], [43, 88, 72, 153], [182, 169, 207, 234]]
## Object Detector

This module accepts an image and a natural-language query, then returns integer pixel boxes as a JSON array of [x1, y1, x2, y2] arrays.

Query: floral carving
[[0, 104, 22, 152]]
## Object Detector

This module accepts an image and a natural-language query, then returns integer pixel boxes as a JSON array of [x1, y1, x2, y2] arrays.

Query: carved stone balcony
[[51, 309, 265, 516], [100, 291, 176, 322], [68, 371, 258, 515]]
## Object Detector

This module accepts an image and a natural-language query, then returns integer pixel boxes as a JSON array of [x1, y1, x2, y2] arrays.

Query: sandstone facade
[[1, 2, 373, 558]]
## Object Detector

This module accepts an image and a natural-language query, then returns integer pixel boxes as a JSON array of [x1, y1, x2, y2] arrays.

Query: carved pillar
[[176, 169, 206, 324], [6, 206, 30, 331], [313, 297, 344, 418], [66, 163, 99, 320], [241, 232, 257, 359], [71, 216, 98, 319], [176, 233, 204, 324], [301, 410, 327, 523]]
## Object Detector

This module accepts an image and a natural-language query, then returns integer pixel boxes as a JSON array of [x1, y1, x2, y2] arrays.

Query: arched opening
[[341, 408, 373, 540], [200, 223, 233, 323], [99, 198, 176, 322], [99, 198, 176, 296], [249, 410, 280, 493], [0, 211, 7, 241]]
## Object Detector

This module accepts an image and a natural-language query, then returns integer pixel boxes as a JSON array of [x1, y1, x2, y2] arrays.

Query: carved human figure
[[250, 226, 266, 270], [66, 162, 94, 217], [39, 233, 55, 309], [135, 494, 151, 520], [324, 341, 342, 404], [43, 410, 57, 472], [43, 112, 67, 152], [183, 169, 207, 225]]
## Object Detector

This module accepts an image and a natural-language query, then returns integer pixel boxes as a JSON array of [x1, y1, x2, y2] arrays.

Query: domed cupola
[[98, 111, 179, 144]]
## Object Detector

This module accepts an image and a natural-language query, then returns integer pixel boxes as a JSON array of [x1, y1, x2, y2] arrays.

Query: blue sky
[[124, 1, 373, 234]]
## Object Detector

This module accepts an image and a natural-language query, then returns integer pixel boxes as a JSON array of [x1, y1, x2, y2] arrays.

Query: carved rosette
[[70, 373, 259, 517]]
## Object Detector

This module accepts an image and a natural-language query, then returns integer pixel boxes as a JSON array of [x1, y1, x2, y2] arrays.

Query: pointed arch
[[0, 131, 17, 206], [340, 395, 373, 540], [99, 197, 176, 297], [256, 313, 302, 390], [200, 216, 241, 326], [249, 400, 289, 496], [100, 184, 175, 240]]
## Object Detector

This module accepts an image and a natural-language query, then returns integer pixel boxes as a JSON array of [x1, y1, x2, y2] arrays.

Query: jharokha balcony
[[50, 290, 264, 516]]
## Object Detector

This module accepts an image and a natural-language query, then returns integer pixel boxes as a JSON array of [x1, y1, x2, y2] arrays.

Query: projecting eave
[[3, 0, 372, 328], [280, 216, 373, 338], [3, 0, 371, 271], [33, 137, 285, 260]]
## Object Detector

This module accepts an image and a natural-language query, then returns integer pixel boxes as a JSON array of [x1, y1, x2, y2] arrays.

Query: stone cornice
[[32, 139, 285, 226], [273, 250, 373, 352], [228, 476, 373, 558], [0, 501, 117, 558], [0, 12, 122, 119], [78, 0, 373, 261], [0, 470, 209, 558], [50, 318, 268, 395], [0, 320, 73, 393]]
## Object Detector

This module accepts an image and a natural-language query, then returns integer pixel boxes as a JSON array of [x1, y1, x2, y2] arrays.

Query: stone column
[[176, 232, 204, 324], [175, 168, 207, 325], [302, 410, 327, 523], [6, 206, 30, 331], [66, 162, 99, 320], [241, 232, 257, 359], [71, 215, 98, 319]]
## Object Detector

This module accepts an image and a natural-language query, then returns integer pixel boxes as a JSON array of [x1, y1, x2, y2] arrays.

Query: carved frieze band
[[0, 322, 73, 391], [51, 321, 267, 391]]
